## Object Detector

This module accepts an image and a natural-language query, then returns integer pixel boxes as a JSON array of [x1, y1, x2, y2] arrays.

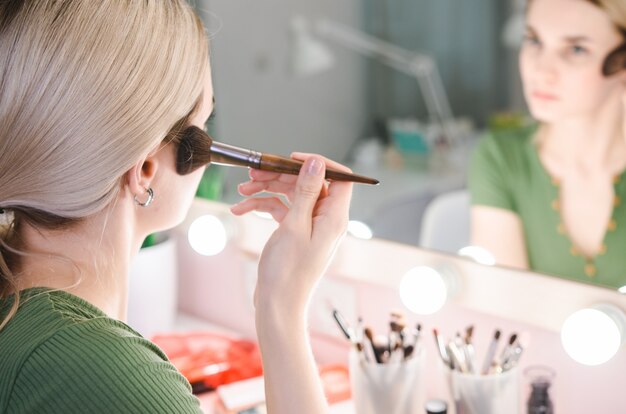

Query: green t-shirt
[[469, 126, 626, 289], [0, 287, 202, 413]]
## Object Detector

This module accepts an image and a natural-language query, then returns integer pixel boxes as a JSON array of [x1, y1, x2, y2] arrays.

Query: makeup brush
[[603, 41, 626, 76], [464, 325, 475, 374], [485, 333, 518, 374], [176, 125, 379, 185], [412, 323, 422, 348], [447, 341, 468, 373], [332, 309, 354, 342], [481, 329, 501, 375], [364, 327, 383, 364], [433, 328, 452, 369], [331, 308, 370, 361], [355, 317, 370, 362], [502, 332, 529, 371], [498, 333, 518, 367]]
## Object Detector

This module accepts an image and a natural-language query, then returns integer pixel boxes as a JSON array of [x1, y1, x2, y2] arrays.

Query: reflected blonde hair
[[589, 0, 626, 75], [587, 0, 626, 32], [0, 0, 208, 329], [527, 0, 626, 33]]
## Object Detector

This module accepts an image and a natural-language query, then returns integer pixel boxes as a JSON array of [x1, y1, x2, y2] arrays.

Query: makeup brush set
[[333, 309, 423, 364], [433, 326, 526, 375]]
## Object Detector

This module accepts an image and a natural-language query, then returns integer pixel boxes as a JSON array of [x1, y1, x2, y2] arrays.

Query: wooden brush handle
[[259, 154, 379, 185]]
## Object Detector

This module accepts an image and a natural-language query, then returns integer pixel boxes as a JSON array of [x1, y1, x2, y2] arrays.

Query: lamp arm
[[416, 67, 458, 145], [315, 19, 432, 73], [314, 18, 458, 145]]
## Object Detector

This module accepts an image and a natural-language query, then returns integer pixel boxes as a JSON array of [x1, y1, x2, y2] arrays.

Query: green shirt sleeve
[[468, 133, 516, 212], [7, 319, 202, 414]]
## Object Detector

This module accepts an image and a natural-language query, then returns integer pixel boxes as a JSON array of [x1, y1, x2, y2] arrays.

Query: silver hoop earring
[[134, 187, 154, 207]]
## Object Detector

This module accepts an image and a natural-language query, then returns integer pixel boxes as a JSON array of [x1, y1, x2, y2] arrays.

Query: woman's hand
[[230, 153, 353, 315], [230, 154, 353, 414]]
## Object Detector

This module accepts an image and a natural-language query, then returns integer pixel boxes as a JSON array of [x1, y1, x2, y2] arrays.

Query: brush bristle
[[603, 43, 626, 76], [176, 126, 213, 175]]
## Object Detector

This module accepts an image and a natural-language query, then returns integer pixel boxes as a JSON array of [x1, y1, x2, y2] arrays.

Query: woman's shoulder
[[1, 287, 149, 355], [0, 287, 165, 385], [1, 288, 201, 413], [468, 123, 540, 210], [1, 286, 171, 370], [474, 124, 537, 164], [23, 312, 172, 374]]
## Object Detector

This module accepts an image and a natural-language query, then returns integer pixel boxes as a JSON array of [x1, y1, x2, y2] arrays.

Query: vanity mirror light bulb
[[458, 246, 496, 266], [560, 304, 626, 366], [347, 220, 373, 240], [399, 266, 448, 315], [188, 214, 229, 256]]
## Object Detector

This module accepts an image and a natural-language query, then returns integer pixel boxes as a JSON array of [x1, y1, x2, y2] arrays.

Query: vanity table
[[160, 199, 626, 413]]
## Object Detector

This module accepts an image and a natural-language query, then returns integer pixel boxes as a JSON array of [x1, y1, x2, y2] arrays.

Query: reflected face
[[519, 0, 625, 122]]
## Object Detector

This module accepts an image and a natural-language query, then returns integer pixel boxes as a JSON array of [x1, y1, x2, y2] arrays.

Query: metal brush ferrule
[[209, 141, 262, 168]]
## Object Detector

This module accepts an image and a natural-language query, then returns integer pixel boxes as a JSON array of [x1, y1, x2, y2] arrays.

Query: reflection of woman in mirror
[[0, 1, 351, 412], [469, 0, 626, 288]]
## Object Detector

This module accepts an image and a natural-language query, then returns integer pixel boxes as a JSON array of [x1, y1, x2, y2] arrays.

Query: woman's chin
[[528, 104, 561, 124]]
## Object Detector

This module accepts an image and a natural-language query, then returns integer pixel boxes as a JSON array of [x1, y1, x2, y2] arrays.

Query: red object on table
[[319, 364, 352, 404], [152, 332, 263, 392]]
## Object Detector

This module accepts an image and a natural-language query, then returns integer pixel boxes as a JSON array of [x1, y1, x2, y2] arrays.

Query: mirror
[[197, 1, 625, 293], [178, 199, 626, 334]]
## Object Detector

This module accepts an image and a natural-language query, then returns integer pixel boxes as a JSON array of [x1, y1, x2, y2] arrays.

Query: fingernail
[[307, 158, 323, 175]]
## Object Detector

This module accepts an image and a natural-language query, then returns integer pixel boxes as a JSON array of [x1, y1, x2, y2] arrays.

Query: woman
[[0, 1, 350, 413], [469, 0, 626, 288]]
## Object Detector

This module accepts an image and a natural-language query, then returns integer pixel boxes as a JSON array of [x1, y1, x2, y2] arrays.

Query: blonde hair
[[527, 0, 626, 34], [591, 1, 626, 75], [0, 0, 208, 329], [587, 0, 626, 33]]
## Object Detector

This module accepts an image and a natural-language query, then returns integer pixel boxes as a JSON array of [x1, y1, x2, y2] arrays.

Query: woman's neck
[[15, 202, 143, 320], [539, 94, 626, 176]]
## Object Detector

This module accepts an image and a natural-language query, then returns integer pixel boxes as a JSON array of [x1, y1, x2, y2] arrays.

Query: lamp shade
[[288, 16, 335, 76]]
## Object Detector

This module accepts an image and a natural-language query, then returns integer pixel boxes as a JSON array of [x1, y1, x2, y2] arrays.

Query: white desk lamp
[[289, 16, 459, 147], [502, 0, 526, 49]]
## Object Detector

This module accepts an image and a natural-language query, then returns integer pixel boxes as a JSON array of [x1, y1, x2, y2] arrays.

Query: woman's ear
[[126, 151, 160, 199]]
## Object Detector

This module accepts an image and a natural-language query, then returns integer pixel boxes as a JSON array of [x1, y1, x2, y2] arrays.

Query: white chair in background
[[419, 189, 470, 254], [367, 192, 438, 247]]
